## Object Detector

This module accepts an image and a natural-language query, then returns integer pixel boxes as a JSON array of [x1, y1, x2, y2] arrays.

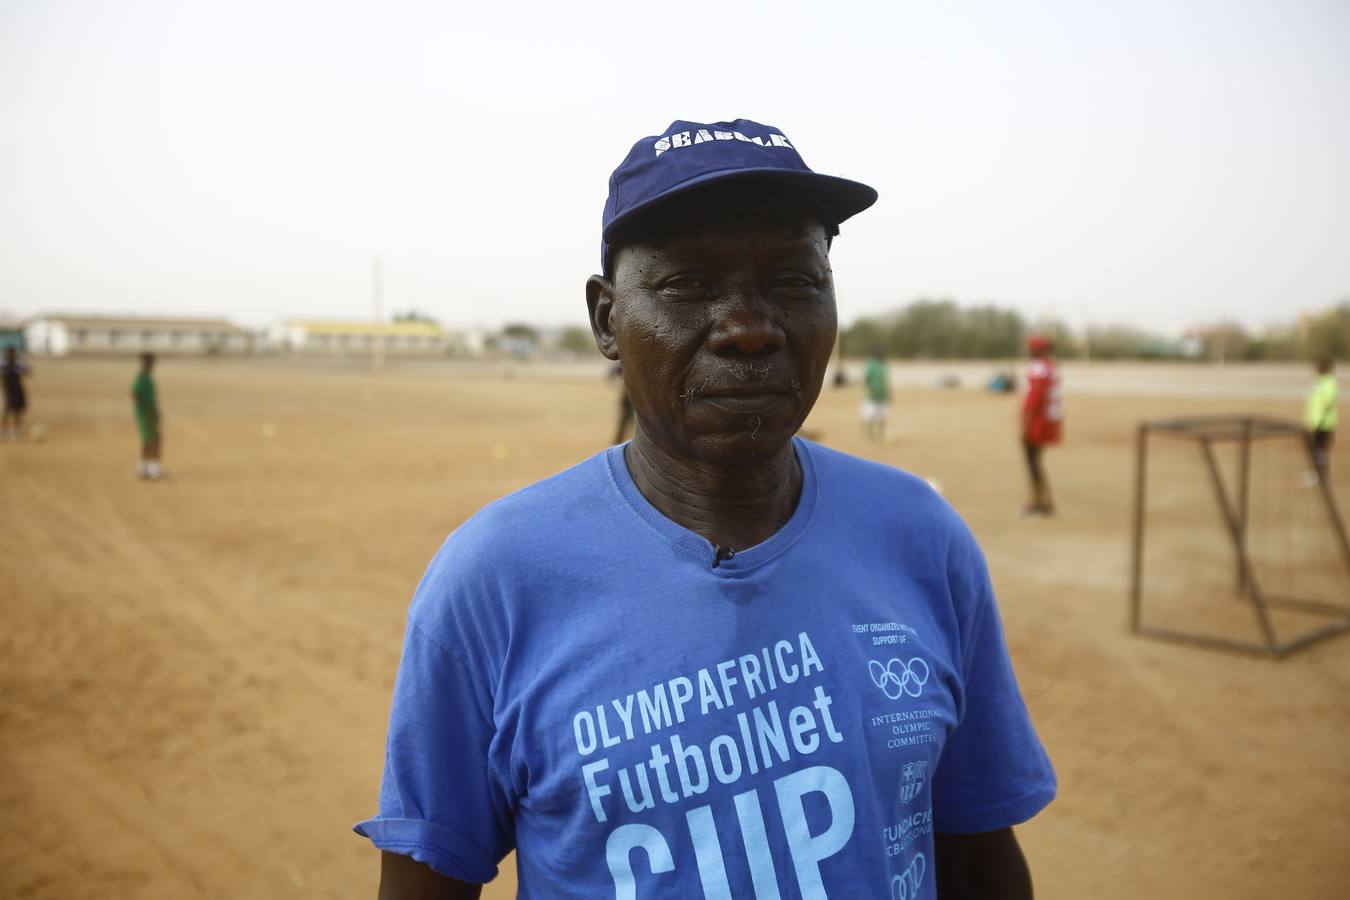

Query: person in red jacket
[[1020, 334, 1062, 517]]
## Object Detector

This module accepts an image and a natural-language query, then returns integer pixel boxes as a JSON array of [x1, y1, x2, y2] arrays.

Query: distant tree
[[1029, 318, 1080, 359], [839, 317, 890, 357], [1248, 325, 1297, 361], [840, 297, 1350, 363], [393, 309, 439, 324], [961, 304, 1025, 358], [557, 325, 599, 355], [1306, 303, 1350, 361], [842, 299, 1027, 359], [1085, 324, 1164, 360], [1191, 320, 1251, 363], [890, 299, 963, 358], [498, 322, 540, 359], [502, 323, 539, 341], [1241, 334, 1291, 361]]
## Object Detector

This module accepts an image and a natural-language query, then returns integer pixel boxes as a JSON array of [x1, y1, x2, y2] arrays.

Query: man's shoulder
[[444, 449, 613, 553], [408, 449, 618, 632], [803, 436, 926, 483], [801, 441, 986, 606], [800, 439, 958, 526]]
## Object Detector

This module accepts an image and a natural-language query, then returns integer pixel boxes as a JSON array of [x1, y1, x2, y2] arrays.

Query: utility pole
[[372, 257, 385, 371]]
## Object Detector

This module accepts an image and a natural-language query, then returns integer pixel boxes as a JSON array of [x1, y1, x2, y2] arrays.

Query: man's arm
[[1021, 375, 1045, 438], [377, 851, 482, 900], [934, 828, 1033, 900]]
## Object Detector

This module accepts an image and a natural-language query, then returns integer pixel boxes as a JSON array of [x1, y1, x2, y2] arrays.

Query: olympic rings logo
[[869, 657, 930, 700], [890, 852, 927, 900]]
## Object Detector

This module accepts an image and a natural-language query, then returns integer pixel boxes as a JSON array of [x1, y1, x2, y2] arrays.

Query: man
[[1305, 356, 1337, 486], [1020, 335, 1062, 518], [862, 347, 889, 442], [358, 119, 1056, 899], [1, 346, 29, 441], [132, 353, 163, 480]]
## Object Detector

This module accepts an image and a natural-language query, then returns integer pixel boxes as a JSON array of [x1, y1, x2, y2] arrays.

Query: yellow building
[[268, 320, 480, 356]]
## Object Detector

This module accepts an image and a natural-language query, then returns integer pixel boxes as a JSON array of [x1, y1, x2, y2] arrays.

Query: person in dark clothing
[[1, 347, 30, 441]]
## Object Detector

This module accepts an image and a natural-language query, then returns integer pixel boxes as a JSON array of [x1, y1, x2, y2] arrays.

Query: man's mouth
[[700, 392, 789, 412], [704, 385, 789, 399], [680, 374, 805, 409]]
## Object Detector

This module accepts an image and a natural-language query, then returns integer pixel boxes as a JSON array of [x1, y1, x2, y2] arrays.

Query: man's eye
[[771, 274, 820, 292], [659, 277, 706, 296]]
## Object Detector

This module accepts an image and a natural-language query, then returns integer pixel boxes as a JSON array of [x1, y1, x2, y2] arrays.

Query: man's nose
[[707, 285, 783, 356]]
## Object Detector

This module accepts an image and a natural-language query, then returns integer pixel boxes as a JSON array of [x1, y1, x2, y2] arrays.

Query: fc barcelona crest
[[899, 760, 927, 804]]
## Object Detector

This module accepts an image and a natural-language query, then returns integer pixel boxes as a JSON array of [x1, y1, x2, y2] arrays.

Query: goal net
[[1130, 416, 1350, 656]]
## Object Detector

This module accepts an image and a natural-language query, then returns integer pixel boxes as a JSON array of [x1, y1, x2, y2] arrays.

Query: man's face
[[590, 214, 836, 464]]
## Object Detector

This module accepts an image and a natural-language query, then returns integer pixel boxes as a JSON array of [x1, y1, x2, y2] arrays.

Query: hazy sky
[[3, 0, 1348, 333]]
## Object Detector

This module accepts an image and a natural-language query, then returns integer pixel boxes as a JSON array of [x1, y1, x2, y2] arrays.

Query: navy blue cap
[[600, 118, 878, 274]]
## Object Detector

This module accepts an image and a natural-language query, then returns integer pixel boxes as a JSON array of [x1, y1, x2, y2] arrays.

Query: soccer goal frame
[[1130, 415, 1350, 657]]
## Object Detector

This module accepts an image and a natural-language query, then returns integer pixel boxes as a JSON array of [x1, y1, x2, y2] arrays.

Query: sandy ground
[[2, 357, 1347, 900]]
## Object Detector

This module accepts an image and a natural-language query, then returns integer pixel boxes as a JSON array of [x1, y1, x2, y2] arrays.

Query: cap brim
[[602, 167, 878, 243]]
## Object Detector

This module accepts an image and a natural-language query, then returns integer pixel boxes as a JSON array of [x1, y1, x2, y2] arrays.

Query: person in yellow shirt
[[1305, 356, 1338, 486]]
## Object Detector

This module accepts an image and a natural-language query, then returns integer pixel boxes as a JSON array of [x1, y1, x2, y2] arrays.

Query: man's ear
[[586, 274, 621, 361]]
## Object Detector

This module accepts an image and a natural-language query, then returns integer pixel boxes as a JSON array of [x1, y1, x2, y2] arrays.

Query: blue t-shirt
[[355, 439, 1056, 899]]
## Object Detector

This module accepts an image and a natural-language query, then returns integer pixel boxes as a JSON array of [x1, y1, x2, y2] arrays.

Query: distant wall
[[24, 319, 256, 357]]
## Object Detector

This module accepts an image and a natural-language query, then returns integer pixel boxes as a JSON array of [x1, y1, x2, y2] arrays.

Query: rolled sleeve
[[353, 621, 515, 882], [932, 537, 1056, 834]]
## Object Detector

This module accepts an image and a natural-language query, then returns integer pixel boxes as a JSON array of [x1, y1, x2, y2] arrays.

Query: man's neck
[[624, 428, 802, 553]]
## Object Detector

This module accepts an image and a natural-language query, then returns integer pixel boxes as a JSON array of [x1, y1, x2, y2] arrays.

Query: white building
[[24, 314, 257, 357], [268, 320, 485, 356]]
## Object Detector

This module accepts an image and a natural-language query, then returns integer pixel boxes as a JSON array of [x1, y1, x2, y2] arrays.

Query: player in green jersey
[[132, 353, 163, 480]]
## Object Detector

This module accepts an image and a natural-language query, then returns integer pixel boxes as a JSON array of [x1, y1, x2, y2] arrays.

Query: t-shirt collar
[[604, 437, 819, 577]]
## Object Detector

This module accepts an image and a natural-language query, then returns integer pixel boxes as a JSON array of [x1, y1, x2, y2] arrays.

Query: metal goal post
[[1130, 415, 1350, 657]]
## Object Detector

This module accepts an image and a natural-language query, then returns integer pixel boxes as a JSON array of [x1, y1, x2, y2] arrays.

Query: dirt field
[[2, 357, 1347, 900]]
